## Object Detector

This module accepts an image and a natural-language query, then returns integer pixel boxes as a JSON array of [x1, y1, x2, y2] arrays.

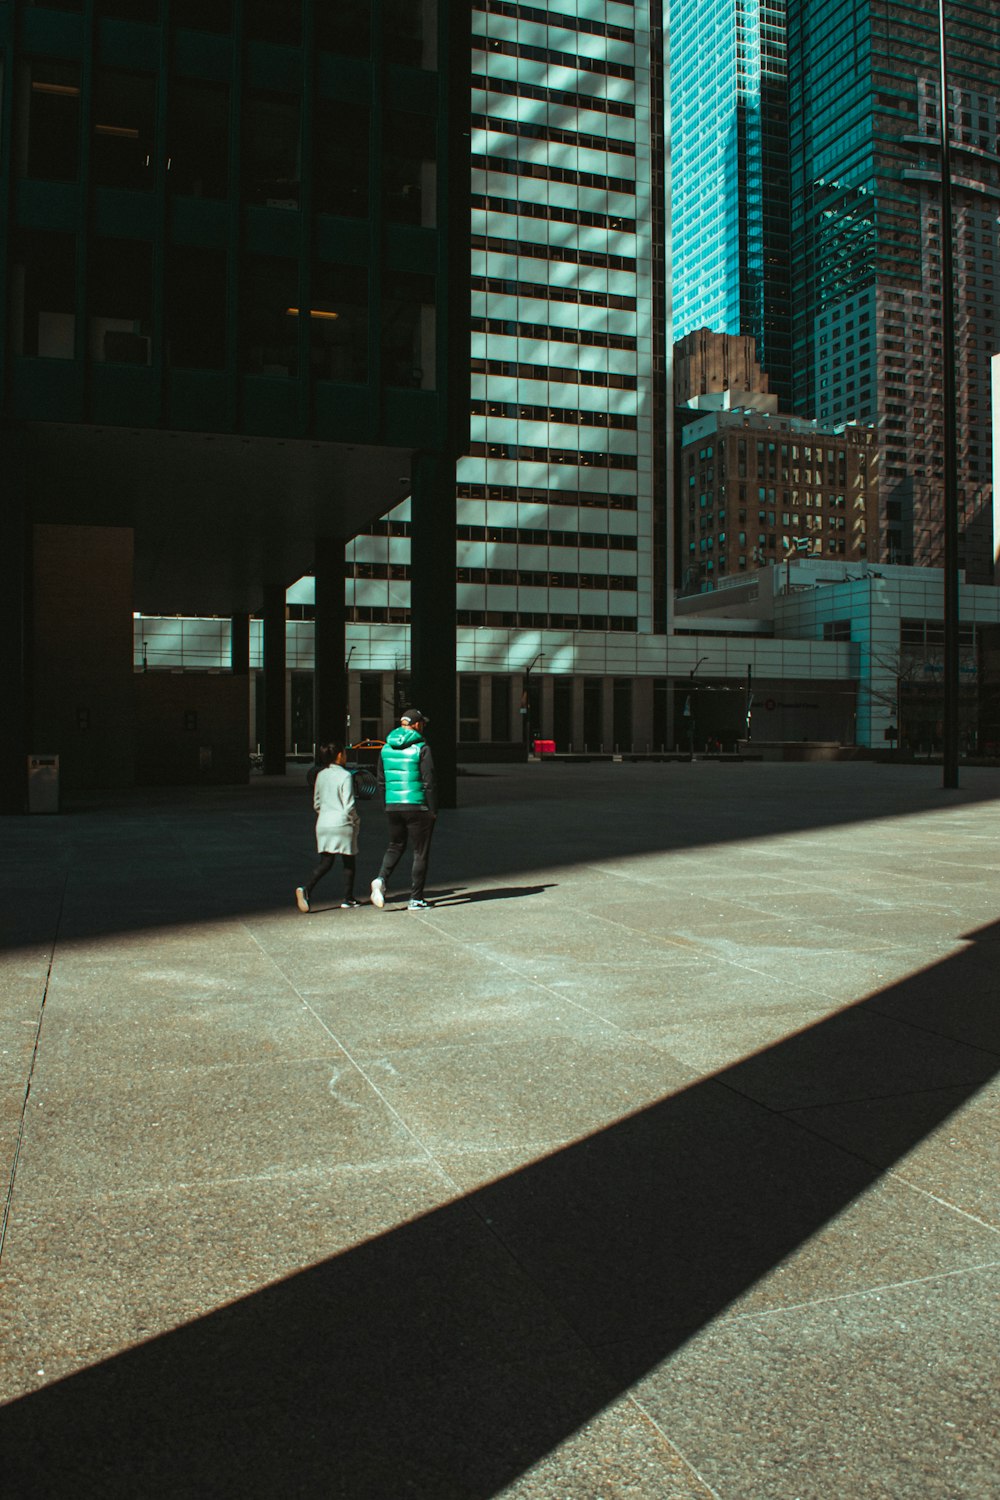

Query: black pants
[[377, 805, 435, 900], [305, 852, 356, 901]]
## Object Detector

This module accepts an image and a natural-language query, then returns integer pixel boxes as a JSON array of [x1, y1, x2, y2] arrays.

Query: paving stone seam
[[668, 1258, 1000, 1330], [882, 1174, 1000, 1236], [376, 889, 969, 1084], [0, 897, 64, 1267], [241, 927, 476, 1201], [592, 1395, 724, 1500], [853, 1000, 1000, 1061], [581, 904, 960, 963], [392, 905, 719, 1059]]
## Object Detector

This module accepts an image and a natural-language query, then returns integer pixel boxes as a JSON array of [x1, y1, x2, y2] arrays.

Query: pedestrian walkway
[[1, 760, 998, 1498]]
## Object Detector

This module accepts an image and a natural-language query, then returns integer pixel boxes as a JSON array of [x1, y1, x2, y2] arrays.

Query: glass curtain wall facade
[[3, 0, 458, 452], [788, 0, 1000, 571], [347, 1, 668, 645], [668, 0, 792, 403]]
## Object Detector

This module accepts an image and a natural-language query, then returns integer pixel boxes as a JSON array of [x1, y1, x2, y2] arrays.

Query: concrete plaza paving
[[1, 758, 998, 1498]]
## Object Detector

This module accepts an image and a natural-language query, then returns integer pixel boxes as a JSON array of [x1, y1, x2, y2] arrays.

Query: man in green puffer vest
[[370, 709, 438, 910]]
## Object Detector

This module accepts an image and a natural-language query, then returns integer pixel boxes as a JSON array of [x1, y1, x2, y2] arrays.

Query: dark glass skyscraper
[[0, 0, 469, 802], [787, 0, 1000, 569]]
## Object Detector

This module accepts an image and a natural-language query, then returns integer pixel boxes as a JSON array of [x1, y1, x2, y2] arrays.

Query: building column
[[313, 537, 347, 751], [262, 586, 286, 775], [230, 612, 250, 676], [410, 448, 456, 807], [229, 613, 251, 782], [632, 676, 654, 753], [0, 430, 29, 813]]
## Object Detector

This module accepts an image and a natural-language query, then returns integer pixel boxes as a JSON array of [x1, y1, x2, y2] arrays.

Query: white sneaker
[[370, 877, 385, 909], [295, 887, 310, 913]]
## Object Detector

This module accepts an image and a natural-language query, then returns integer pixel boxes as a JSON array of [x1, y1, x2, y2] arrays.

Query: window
[[9, 229, 76, 358], [459, 677, 480, 742], [316, 0, 371, 55], [242, 91, 300, 207], [310, 263, 369, 383], [168, 80, 229, 198], [245, 0, 301, 44], [24, 60, 82, 181], [314, 103, 369, 216], [384, 111, 436, 226], [241, 255, 299, 376], [173, 0, 233, 29], [90, 237, 153, 364], [92, 69, 156, 191], [97, 0, 157, 18], [166, 247, 227, 370], [383, 0, 432, 66], [382, 271, 435, 389]]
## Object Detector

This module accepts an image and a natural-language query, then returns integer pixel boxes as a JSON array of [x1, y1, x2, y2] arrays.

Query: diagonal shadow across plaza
[[1, 762, 998, 1497]]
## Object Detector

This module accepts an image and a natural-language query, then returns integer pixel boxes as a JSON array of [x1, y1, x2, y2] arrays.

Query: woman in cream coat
[[295, 743, 360, 912]]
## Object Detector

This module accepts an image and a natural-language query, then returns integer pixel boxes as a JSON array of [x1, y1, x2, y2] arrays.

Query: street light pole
[[522, 651, 543, 753], [938, 0, 959, 788], [688, 656, 707, 756]]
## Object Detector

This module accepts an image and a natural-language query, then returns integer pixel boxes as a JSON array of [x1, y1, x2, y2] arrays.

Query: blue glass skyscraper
[[669, 0, 792, 403]]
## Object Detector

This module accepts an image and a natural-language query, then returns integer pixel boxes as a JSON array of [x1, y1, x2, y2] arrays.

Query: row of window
[[471, 71, 635, 121], [472, 153, 635, 197], [471, 113, 636, 160], [31, 1, 427, 61], [688, 539, 851, 562], [478, 0, 634, 46], [468, 442, 637, 469], [349, 606, 639, 632], [456, 524, 637, 551], [472, 194, 634, 235], [474, 34, 634, 83], [471, 315, 637, 351], [472, 400, 637, 431], [456, 611, 639, 631], [12, 233, 432, 386], [692, 525, 852, 551], [686, 442, 854, 465], [900, 619, 977, 650], [457, 482, 638, 510], [352, 552, 638, 584], [22, 62, 433, 223], [361, 519, 410, 538], [471, 276, 636, 312], [471, 229, 637, 280], [456, 569, 636, 590], [471, 355, 637, 390]]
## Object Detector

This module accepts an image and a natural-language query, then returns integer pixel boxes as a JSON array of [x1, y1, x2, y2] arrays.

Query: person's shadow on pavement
[[426, 884, 556, 906]]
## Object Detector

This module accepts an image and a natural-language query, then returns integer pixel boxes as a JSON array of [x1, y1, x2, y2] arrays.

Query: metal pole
[[938, 0, 959, 788]]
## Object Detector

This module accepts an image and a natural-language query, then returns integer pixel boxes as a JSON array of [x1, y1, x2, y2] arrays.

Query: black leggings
[[305, 852, 356, 901]]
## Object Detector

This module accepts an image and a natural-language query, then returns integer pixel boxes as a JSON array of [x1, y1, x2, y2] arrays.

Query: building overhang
[[19, 422, 415, 615]]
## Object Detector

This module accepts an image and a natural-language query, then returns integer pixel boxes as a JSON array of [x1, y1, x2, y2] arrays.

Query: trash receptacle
[[27, 754, 59, 813]]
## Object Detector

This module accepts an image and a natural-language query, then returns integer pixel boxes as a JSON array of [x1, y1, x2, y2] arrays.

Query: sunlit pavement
[[1, 760, 998, 1498]]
